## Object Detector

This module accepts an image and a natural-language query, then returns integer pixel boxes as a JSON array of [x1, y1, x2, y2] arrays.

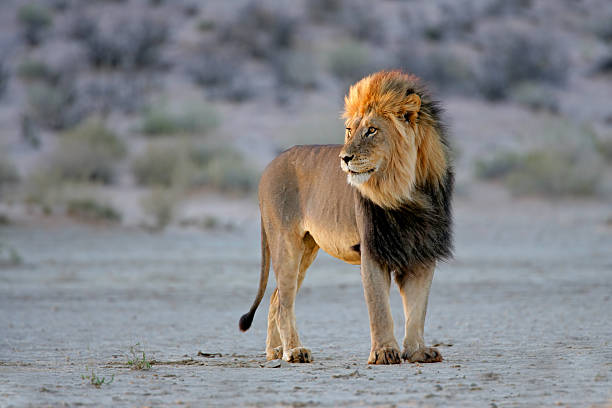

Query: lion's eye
[[366, 127, 377, 136]]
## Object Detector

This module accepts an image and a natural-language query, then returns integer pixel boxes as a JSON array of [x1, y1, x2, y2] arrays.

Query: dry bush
[[79, 17, 168, 70], [327, 41, 375, 83], [0, 156, 19, 188], [219, 2, 297, 60], [141, 103, 219, 136], [66, 199, 122, 223], [140, 187, 179, 230], [132, 144, 187, 187], [509, 82, 559, 113], [396, 44, 477, 94], [595, 134, 612, 164], [17, 3, 53, 46], [42, 119, 126, 184], [475, 22, 569, 100], [475, 121, 604, 197], [273, 51, 318, 90], [17, 59, 56, 82], [26, 79, 88, 130]]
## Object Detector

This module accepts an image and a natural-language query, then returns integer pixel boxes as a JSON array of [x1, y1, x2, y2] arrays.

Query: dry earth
[[1, 188, 611, 407]]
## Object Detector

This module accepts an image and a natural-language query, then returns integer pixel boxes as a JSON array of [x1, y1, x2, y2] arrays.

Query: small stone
[[264, 359, 289, 368]]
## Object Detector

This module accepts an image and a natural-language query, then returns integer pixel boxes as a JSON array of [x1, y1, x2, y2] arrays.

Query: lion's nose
[[341, 154, 354, 164]]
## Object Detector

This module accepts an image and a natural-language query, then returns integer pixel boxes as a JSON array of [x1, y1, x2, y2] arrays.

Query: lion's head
[[339, 70, 449, 209]]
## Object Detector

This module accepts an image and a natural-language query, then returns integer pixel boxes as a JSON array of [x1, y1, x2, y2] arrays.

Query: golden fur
[[239, 70, 451, 365]]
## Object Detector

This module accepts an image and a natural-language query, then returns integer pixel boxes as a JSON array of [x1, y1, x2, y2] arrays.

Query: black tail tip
[[239, 311, 254, 332]]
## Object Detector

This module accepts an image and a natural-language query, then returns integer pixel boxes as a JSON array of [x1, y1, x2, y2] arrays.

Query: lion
[[239, 70, 453, 365]]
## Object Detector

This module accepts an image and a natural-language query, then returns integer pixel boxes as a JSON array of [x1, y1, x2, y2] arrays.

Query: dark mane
[[357, 168, 454, 274]]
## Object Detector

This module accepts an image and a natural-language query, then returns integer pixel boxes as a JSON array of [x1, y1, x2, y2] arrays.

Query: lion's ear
[[402, 93, 421, 125]]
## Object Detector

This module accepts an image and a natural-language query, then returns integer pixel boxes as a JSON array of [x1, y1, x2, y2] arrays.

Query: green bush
[[0, 156, 19, 188], [17, 3, 53, 46], [17, 59, 55, 82], [141, 104, 219, 136], [189, 144, 259, 192], [132, 144, 187, 186], [505, 150, 602, 196], [595, 135, 612, 164], [475, 152, 522, 180], [45, 119, 126, 184], [66, 199, 122, 223], [327, 41, 374, 82], [26, 82, 86, 130], [509, 82, 559, 113]]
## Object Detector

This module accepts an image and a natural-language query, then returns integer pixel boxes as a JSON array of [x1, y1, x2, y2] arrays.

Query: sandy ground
[[1, 189, 612, 407]]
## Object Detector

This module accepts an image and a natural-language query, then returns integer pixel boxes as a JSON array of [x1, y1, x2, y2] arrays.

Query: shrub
[[141, 187, 179, 230], [17, 59, 56, 82], [273, 51, 318, 90], [26, 81, 87, 130], [45, 119, 126, 184], [132, 144, 185, 186], [595, 134, 612, 164], [66, 199, 122, 223], [17, 3, 53, 46], [82, 18, 168, 70], [327, 41, 374, 83], [509, 82, 559, 113], [505, 150, 603, 196], [219, 2, 297, 60], [475, 152, 522, 180], [0, 156, 19, 188], [397, 44, 476, 94], [0, 60, 8, 98], [141, 103, 219, 136], [475, 22, 569, 100]]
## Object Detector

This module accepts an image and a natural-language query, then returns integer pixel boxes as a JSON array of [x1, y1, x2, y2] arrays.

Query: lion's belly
[[304, 221, 361, 265]]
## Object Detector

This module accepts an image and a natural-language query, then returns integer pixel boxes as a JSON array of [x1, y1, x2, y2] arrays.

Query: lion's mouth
[[348, 168, 375, 176]]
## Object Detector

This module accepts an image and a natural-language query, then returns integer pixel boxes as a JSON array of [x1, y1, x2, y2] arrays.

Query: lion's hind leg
[[395, 262, 442, 363], [266, 233, 318, 363]]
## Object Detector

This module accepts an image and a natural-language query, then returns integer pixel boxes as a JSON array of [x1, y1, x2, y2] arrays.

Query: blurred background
[[0, 0, 611, 234]]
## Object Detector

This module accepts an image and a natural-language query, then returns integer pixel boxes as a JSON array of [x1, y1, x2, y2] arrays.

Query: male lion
[[239, 71, 453, 365]]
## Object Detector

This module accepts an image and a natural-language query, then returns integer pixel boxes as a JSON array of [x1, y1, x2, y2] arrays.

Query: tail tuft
[[239, 311, 255, 332]]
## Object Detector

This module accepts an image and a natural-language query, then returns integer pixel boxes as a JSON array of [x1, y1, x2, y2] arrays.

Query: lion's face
[[339, 113, 398, 187], [339, 71, 447, 209]]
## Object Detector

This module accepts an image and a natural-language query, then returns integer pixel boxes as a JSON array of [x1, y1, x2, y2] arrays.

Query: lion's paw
[[266, 346, 283, 361], [283, 347, 312, 363], [403, 346, 443, 363], [368, 346, 401, 365]]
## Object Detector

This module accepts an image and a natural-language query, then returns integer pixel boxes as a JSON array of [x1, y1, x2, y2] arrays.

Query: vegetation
[[82, 370, 114, 388], [327, 41, 374, 82], [141, 103, 219, 136], [127, 343, 152, 370], [66, 199, 122, 223], [43, 119, 126, 184], [141, 187, 179, 230], [17, 3, 53, 46], [0, 156, 19, 187]]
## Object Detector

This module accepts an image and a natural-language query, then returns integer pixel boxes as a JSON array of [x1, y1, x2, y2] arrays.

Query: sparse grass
[[0, 243, 23, 266], [82, 370, 114, 388], [66, 199, 122, 223], [44, 119, 126, 184], [141, 103, 219, 136], [126, 343, 152, 370], [17, 3, 53, 46]]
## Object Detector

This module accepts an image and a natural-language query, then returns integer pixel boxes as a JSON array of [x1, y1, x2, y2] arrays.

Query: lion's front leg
[[361, 256, 401, 364], [396, 262, 442, 363]]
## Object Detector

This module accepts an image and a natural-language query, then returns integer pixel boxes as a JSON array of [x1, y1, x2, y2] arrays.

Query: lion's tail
[[239, 219, 270, 332]]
